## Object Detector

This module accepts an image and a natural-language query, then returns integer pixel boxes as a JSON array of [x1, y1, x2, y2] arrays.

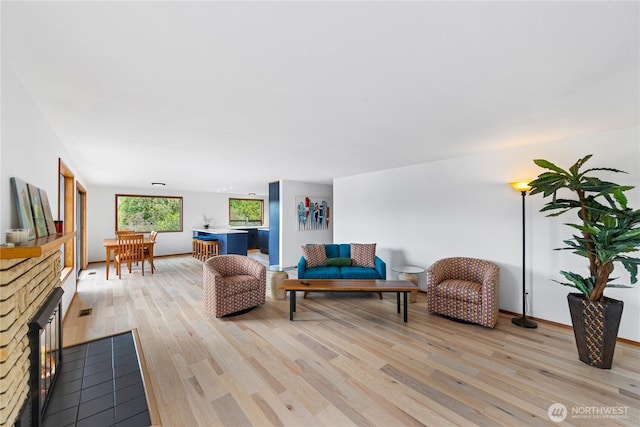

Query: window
[[116, 194, 183, 232], [229, 198, 263, 226]]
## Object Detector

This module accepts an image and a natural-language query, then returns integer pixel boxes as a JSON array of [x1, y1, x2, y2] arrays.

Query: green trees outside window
[[116, 194, 183, 232], [229, 198, 263, 226]]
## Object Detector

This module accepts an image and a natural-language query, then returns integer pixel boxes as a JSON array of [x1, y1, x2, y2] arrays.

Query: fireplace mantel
[[0, 232, 75, 260]]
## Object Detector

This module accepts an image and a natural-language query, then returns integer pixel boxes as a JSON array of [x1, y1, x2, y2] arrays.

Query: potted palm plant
[[528, 155, 640, 368]]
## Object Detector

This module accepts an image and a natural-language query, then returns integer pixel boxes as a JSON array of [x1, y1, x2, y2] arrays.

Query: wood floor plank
[[332, 355, 449, 427], [189, 358, 228, 402], [402, 387, 481, 427], [63, 254, 640, 426], [359, 391, 430, 427], [250, 390, 286, 427], [295, 358, 375, 426], [183, 380, 222, 426], [211, 393, 253, 427], [276, 390, 327, 426]]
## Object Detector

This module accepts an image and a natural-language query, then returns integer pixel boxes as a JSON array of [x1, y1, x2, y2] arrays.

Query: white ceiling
[[2, 1, 638, 196]]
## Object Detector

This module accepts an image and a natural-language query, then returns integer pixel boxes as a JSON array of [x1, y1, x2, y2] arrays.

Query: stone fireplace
[[0, 244, 65, 427]]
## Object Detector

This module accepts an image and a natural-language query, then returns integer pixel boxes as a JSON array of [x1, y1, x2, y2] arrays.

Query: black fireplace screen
[[28, 287, 64, 426]]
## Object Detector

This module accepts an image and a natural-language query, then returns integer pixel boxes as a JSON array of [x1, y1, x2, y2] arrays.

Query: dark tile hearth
[[42, 332, 150, 427]]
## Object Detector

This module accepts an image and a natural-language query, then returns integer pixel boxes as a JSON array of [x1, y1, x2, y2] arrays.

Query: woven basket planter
[[567, 293, 624, 369]]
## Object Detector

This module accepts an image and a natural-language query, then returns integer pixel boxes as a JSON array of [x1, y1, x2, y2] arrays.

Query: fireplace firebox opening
[[27, 287, 64, 427]]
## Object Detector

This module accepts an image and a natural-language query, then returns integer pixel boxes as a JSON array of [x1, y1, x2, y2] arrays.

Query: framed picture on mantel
[[39, 189, 57, 235], [28, 183, 49, 238], [10, 177, 36, 240]]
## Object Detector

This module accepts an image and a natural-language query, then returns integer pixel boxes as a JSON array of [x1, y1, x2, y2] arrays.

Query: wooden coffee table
[[279, 279, 417, 322]]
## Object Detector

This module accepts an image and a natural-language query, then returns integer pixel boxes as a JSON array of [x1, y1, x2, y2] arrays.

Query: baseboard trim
[[499, 309, 639, 346]]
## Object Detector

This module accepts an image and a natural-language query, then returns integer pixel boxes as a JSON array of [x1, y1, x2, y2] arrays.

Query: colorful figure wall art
[[296, 196, 330, 231]]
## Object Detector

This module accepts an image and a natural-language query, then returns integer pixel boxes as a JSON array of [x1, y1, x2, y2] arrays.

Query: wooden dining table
[[103, 237, 155, 280]]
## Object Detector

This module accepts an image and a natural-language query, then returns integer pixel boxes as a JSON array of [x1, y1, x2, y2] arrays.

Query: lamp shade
[[510, 181, 532, 192]]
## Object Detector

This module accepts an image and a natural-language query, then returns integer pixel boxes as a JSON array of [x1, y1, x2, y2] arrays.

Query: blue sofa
[[298, 243, 386, 280]]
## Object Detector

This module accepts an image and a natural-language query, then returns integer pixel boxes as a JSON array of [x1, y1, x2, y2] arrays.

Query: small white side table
[[269, 266, 295, 300], [392, 266, 425, 303]]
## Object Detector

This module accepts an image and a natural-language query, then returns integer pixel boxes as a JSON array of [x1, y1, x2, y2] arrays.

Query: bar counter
[[192, 228, 248, 255]]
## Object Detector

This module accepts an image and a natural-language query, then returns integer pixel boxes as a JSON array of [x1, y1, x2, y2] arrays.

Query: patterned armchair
[[427, 257, 500, 328], [203, 255, 266, 318]]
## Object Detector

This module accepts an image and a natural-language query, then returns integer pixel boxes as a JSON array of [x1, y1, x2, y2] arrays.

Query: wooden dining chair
[[116, 230, 135, 236], [115, 230, 136, 249], [114, 230, 137, 266], [114, 233, 145, 278]]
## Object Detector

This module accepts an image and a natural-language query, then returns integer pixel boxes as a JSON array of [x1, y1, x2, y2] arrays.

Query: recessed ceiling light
[[151, 182, 166, 186]]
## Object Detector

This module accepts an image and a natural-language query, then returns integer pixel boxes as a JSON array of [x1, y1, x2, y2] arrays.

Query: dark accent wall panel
[[269, 181, 280, 266]]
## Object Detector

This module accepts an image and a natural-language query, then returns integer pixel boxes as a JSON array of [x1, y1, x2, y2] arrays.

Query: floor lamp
[[510, 181, 537, 329]]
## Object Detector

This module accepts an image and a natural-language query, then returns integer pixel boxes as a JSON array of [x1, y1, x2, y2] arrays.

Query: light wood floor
[[63, 254, 640, 427]]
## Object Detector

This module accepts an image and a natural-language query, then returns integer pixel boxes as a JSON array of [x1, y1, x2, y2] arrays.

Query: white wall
[[87, 186, 268, 262], [279, 180, 333, 268], [334, 128, 640, 342], [1, 61, 85, 314]]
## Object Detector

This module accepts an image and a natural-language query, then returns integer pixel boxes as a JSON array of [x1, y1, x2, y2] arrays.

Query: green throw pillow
[[325, 257, 352, 267]]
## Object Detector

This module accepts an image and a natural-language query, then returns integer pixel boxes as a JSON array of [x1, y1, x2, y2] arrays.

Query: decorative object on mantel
[[27, 183, 49, 238], [10, 177, 36, 240], [528, 155, 640, 369], [4, 228, 29, 245], [203, 214, 214, 229], [509, 181, 537, 329], [39, 189, 57, 235]]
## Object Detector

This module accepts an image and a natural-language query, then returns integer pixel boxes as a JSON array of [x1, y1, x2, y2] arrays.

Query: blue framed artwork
[[10, 177, 36, 240]]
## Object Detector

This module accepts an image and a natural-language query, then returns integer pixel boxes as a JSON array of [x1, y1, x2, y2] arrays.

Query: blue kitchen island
[[193, 228, 248, 256]]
